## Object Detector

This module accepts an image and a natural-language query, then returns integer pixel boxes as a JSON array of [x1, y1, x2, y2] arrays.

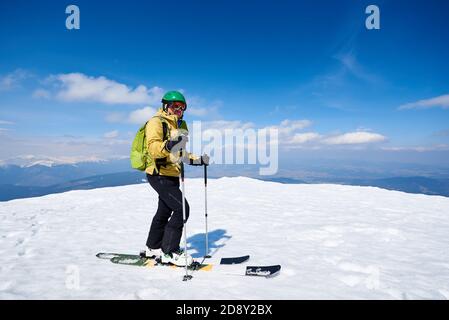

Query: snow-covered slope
[[1, 177, 449, 299]]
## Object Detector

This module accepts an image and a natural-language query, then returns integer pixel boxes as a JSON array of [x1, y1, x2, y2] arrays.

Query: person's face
[[168, 101, 187, 118]]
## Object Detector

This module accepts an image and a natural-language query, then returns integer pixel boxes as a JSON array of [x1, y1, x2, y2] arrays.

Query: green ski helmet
[[161, 91, 187, 106]]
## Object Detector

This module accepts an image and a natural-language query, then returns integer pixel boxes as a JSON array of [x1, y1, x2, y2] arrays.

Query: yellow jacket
[[145, 108, 199, 177]]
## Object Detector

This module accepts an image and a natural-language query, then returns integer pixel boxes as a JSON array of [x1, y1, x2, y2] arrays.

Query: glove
[[165, 134, 188, 152], [201, 154, 210, 166], [189, 154, 210, 166]]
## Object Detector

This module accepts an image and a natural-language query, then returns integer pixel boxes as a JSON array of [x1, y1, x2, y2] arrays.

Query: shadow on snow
[[187, 229, 231, 258]]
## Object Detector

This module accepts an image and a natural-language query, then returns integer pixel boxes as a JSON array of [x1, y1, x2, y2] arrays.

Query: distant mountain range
[[0, 171, 146, 201], [1, 159, 449, 201], [344, 176, 449, 197], [0, 158, 132, 187], [261, 176, 449, 197]]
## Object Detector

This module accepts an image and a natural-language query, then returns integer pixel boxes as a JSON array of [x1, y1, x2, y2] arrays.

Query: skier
[[144, 91, 209, 266]]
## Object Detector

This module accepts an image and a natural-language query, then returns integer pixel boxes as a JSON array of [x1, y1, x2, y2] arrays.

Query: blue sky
[[1, 0, 449, 167]]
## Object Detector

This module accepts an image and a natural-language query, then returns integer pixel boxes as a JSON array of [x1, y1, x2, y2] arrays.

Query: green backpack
[[130, 121, 149, 171], [130, 117, 188, 171], [130, 117, 169, 171]]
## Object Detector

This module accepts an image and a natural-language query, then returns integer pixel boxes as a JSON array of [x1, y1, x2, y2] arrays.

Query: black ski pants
[[146, 174, 190, 254]]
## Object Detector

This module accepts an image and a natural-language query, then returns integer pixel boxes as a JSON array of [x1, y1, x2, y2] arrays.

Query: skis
[[96, 252, 280, 277], [96, 252, 250, 268], [220, 255, 250, 265], [108, 253, 211, 271], [246, 265, 281, 277]]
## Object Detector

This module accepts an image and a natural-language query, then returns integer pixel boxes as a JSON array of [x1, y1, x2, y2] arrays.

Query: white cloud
[[399, 94, 449, 110], [289, 132, 322, 144], [191, 119, 316, 152], [0, 154, 126, 167], [52, 73, 164, 105], [39, 73, 223, 120], [103, 130, 119, 139], [323, 132, 387, 145], [264, 120, 312, 138], [196, 119, 385, 148], [187, 96, 222, 118], [127, 106, 156, 124], [0, 133, 131, 163], [105, 106, 157, 125], [280, 119, 312, 131], [0, 69, 31, 91]]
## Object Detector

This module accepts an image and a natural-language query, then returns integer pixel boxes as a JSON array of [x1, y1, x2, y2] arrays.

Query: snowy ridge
[[0, 155, 130, 168], [1, 177, 449, 299]]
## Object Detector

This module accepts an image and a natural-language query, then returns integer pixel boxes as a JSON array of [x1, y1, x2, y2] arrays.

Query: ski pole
[[204, 163, 211, 259], [180, 152, 192, 281]]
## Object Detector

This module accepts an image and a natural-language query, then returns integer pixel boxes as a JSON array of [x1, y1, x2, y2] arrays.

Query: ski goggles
[[169, 101, 187, 112]]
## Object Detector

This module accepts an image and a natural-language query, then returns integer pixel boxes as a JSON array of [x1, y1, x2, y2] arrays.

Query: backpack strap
[[150, 116, 170, 175], [152, 116, 169, 141], [162, 121, 168, 141]]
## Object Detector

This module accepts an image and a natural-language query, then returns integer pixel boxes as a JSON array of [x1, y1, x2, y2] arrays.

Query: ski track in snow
[[1, 177, 449, 299]]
